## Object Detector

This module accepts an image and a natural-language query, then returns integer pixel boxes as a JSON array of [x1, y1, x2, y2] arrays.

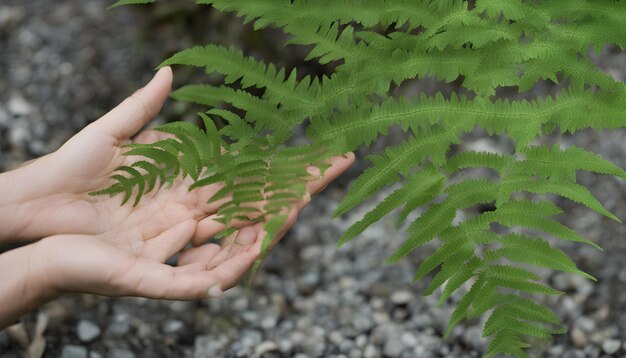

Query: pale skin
[[0, 67, 355, 329]]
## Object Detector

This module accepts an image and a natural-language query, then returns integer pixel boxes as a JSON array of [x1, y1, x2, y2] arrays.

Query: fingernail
[[206, 284, 223, 298]]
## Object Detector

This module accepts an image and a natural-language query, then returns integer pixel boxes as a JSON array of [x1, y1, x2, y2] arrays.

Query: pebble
[[77, 320, 101, 343], [575, 316, 596, 332], [0, 107, 8, 127], [383, 337, 405, 357], [194, 334, 229, 358], [162, 320, 184, 334], [7, 94, 32, 116], [255, 341, 279, 355], [390, 291, 413, 306], [363, 344, 380, 358], [602, 339, 621, 355], [260, 315, 278, 329], [355, 334, 368, 348], [0, 331, 8, 348], [239, 329, 262, 349], [61, 345, 88, 358], [0, 7, 24, 36], [278, 339, 293, 353], [108, 348, 135, 358], [400, 332, 418, 347], [547, 345, 565, 356], [339, 339, 355, 353], [107, 314, 131, 337], [570, 327, 588, 348], [352, 314, 373, 333]]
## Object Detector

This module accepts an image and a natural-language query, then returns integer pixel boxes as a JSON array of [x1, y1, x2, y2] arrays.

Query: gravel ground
[[2, 1, 626, 358]]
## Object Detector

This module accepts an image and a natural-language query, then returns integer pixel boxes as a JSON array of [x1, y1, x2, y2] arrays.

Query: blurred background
[[1, 1, 626, 357]]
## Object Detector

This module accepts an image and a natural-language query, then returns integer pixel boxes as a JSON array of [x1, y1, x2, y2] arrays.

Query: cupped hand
[[29, 153, 353, 299], [27, 159, 348, 300]]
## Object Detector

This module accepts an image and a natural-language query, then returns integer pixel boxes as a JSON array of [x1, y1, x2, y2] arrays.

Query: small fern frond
[[108, 0, 154, 9], [498, 234, 595, 280], [159, 45, 316, 112]]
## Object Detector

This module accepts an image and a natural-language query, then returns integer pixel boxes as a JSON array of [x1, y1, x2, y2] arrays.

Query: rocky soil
[[2, 1, 626, 358]]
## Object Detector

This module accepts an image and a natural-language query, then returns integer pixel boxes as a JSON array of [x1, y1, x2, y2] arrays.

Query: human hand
[[25, 152, 352, 301], [0, 67, 174, 242]]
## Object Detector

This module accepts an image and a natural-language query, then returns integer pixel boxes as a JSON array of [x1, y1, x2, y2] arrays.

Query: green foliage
[[101, 1, 626, 356]]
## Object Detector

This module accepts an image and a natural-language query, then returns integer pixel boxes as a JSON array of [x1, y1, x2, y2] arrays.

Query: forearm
[[0, 244, 58, 329]]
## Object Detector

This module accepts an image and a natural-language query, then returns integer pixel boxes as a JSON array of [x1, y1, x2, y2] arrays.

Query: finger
[[192, 215, 227, 245], [140, 220, 197, 262], [132, 129, 175, 144], [192, 213, 261, 246], [91, 67, 173, 139], [205, 226, 259, 269], [121, 260, 222, 300], [177, 243, 221, 266], [304, 153, 355, 200], [207, 235, 264, 290]]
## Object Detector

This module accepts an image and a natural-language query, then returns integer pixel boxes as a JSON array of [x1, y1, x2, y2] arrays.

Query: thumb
[[92, 66, 173, 139]]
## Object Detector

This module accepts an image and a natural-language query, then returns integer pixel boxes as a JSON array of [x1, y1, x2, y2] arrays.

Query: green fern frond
[[104, 1, 626, 355], [498, 234, 595, 280], [108, 0, 154, 9]]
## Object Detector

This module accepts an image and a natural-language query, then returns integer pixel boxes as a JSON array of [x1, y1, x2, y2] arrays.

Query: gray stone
[[277, 339, 293, 353], [547, 345, 565, 356], [0, 107, 8, 127], [400, 332, 418, 347], [338, 339, 355, 353], [162, 320, 184, 334], [9, 121, 30, 146], [562, 350, 585, 358], [390, 291, 413, 305], [411, 314, 433, 329], [0, 6, 25, 32], [7, 94, 33, 116], [575, 317, 596, 333], [260, 315, 278, 329], [570, 327, 587, 348], [364, 344, 380, 358], [107, 314, 130, 337], [383, 337, 404, 357], [372, 312, 390, 325], [232, 297, 248, 311], [297, 327, 326, 356], [0, 331, 8, 348], [89, 353, 103, 358], [355, 334, 368, 348], [61, 345, 88, 358], [328, 331, 345, 345], [77, 320, 101, 343], [194, 335, 229, 358], [461, 326, 485, 351], [239, 329, 262, 349], [602, 339, 621, 355], [108, 348, 135, 358], [352, 314, 373, 333], [255, 341, 279, 355]]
